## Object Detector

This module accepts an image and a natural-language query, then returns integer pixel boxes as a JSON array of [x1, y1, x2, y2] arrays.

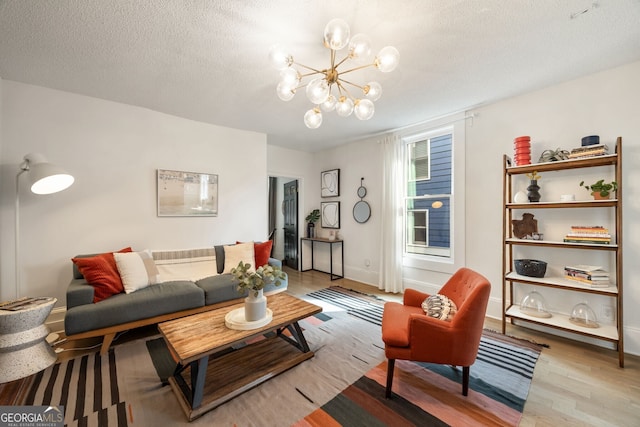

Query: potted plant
[[305, 209, 320, 238], [579, 179, 617, 200], [230, 261, 286, 321]]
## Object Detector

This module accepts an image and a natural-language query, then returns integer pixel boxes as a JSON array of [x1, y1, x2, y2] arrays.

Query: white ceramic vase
[[244, 289, 267, 321]]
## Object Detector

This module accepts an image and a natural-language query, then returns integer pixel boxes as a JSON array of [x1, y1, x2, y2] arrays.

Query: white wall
[[312, 137, 382, 285], [466, 60, 640, 354], [0, 81, 268, 306]]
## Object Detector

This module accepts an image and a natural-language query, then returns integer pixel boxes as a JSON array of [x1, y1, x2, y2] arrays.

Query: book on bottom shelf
[[564, 264, 608, 273], [564, 268, 609, 280], [564, 275, 611, 288]]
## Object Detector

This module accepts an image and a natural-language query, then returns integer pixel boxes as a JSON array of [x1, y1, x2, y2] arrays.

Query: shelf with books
[[502, 136, 623, 367], [505, 238, 618, 250], [505, 272, 617, 295]]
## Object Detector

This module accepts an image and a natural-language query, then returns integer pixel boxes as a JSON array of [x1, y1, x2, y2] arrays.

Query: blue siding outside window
[[406, 134, 452, 255]]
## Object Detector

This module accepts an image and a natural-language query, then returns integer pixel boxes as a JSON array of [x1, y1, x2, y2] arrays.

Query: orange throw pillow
[[236, 241, 273, 268], [72, 247, 132, 303]]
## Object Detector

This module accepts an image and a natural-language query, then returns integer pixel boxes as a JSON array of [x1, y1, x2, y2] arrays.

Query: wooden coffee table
[[158, 292, 322, 421]]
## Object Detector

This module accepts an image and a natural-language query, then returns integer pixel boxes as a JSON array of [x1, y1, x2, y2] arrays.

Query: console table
[[300, 237, 344, 280]]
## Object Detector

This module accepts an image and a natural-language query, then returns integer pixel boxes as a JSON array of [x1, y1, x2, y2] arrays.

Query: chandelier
[[269, 19, 400, 129]]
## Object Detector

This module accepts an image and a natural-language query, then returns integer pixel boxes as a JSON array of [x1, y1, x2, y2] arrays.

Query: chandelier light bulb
[[336, 96, 354, 117], [306, 77, 330, 104], [269, 44, 293, 70], [276, 82, 296, 101], [354, 99, 375, 120], [375, 46, 400, 72], [280, 68, 301, 87], [304, 108, 323, 129], [323, 18, 350, 50], [321, 94, 337, 112], [364, 81, 382, 101], [348, 33, 372, 63]]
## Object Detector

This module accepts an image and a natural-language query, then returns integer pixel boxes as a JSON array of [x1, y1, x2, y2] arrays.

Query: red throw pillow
[[254, 240, 273, 268], [236, 241, 273, 268], [72, 247, 132, 303]]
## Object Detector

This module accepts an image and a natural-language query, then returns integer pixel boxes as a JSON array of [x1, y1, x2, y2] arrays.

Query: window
[[404, 131, 453, 258]]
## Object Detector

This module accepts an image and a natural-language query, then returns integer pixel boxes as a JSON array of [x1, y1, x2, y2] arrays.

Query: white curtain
[[378, 134, 404, 293]]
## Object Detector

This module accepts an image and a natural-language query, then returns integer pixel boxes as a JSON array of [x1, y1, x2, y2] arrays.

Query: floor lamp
[[15, 153, 75, 299], [0, 154, 74, 384]]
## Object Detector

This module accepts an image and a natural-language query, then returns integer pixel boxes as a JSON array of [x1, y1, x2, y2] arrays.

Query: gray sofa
[[64, 245, 287, 354]]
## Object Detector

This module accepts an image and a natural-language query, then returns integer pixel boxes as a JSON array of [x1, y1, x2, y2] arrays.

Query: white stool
[[0, 298, 57, 383]]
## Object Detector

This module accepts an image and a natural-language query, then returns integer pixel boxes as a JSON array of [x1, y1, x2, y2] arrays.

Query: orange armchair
[[381, 267, 491, 397]]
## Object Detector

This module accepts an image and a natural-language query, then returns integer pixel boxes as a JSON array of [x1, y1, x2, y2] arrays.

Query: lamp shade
[[22, 153, 74, 195]]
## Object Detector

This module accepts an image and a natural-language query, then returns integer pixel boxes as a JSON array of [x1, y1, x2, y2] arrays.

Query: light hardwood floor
[[2, 267, 638, 426]]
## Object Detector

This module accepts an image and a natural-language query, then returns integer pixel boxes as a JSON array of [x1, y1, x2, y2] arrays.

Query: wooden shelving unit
[[502, 137, 624, 367]]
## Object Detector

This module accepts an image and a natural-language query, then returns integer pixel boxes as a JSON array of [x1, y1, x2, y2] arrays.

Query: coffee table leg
[[284, 322, 311, 352], [190, 356, 209, 408]]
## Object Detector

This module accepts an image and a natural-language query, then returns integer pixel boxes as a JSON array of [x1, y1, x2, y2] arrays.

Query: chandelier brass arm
[[269, 18, 399, 129]]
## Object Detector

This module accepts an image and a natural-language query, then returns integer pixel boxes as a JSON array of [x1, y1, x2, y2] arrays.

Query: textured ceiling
[[1, 0, 639, 152]]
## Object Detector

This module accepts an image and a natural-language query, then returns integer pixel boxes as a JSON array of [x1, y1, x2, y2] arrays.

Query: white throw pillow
[[223, 242, 256, 274], [114, 250, 159, 293]]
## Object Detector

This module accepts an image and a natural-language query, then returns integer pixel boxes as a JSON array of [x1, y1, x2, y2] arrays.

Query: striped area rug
[[305, 287, 385, 325], [23, 350, 129, 427], [296, 287, 543, 427]]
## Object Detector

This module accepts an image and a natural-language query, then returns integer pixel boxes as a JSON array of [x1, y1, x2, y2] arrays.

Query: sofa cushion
[[223, 242, 255, 273], [71, 247, 132, 303], [114, 250, 160, 293], [64, 281, 205, 335], [151, 248, 217, 282], [195, 275, 243, 305]]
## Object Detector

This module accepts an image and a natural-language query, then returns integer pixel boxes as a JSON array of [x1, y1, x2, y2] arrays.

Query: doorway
[[283, 180, 298, 269], [268, 177, 299, 269]]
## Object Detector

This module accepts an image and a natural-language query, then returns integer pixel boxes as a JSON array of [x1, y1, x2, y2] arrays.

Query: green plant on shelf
[[305, 209, 320, 224], [579, 179, 617, 198]]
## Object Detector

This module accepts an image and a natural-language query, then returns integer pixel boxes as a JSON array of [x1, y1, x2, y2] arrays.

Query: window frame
[[400, 115, 466, 275]]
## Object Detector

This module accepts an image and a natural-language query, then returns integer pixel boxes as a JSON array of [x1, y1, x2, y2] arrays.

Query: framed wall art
[[321, 201, 340, 229], [321, 168, 340, 197], [157, 169, 218, 216]]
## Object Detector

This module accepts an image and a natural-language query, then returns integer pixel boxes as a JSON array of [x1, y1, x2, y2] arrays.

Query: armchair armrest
[[404, 288, 429, 307]]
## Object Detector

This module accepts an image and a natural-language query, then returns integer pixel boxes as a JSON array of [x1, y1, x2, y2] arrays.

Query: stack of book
[[568, 144, 608, 159], [564, 225, 611, 244], [564, 265, 611, 287]]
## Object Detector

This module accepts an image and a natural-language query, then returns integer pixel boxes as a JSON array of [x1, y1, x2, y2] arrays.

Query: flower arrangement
[[526, 171, 541, 181], [230, 261, 286, 297]]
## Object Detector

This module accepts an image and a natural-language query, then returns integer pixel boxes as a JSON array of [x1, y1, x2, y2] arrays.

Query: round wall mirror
[[353, 177, 371, 223], [353, 200, 371, 223], [357, 186, 367, 198]]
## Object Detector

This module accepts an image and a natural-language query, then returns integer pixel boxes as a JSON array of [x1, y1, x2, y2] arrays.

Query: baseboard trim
[[47, 306, 66, 335]]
